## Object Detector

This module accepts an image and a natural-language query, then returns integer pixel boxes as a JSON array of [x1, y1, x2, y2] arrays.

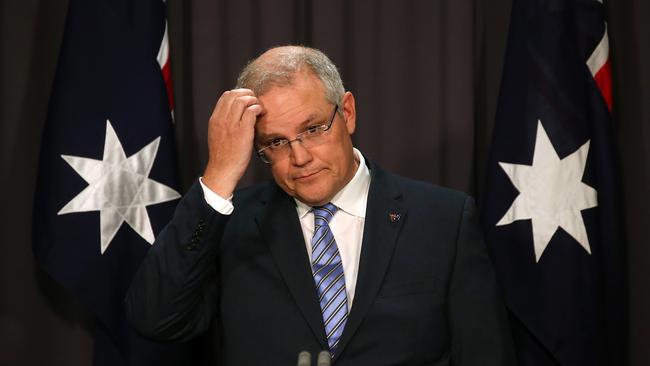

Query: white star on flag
[[58, 120, 180, 254], [497, 120, 598, 262]]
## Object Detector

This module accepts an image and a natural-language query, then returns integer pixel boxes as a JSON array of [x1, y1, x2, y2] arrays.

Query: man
[[126, 46, 515, 365]]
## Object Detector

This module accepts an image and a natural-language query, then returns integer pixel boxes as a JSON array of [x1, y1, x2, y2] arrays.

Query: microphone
[[317, 350, 331, 366], [297, 351, 311, 366]]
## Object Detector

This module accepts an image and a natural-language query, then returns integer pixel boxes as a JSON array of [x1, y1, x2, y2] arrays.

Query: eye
[[269, 138, 287, 149], [304, 125, 324, 135]]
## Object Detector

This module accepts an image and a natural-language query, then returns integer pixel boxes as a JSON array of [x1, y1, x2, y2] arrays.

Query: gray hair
[[236, 46, 345, 109]]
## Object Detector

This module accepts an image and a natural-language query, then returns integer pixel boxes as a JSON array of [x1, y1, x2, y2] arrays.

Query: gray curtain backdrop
[[1, 0, 648, 365], [171, 0, 501, 193]]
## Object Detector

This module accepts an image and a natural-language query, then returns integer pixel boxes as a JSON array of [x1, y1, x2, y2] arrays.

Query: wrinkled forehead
[[254, 106, 328, 140], [254, 73, 331, 134]]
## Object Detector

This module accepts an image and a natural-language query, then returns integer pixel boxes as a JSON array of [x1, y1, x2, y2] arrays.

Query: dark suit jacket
[[126, 161, 515, 365]]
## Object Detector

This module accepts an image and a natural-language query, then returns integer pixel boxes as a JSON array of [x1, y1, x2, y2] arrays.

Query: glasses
[[256, 105, 339, 164]]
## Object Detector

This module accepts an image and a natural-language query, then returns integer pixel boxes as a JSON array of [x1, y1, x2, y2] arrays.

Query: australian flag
[[482, 0, 624, 365], [32, 0, 189, 364]]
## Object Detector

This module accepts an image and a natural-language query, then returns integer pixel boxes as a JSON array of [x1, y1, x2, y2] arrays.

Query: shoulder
[[369, 161, 470, 209], [393, 173, 466, 201]]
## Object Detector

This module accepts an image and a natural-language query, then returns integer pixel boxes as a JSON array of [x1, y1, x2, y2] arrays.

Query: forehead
[[255, 72, 330, 136]]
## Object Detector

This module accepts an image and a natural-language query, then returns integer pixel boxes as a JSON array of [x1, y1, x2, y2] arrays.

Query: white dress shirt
[[199, 148, 371, 309]]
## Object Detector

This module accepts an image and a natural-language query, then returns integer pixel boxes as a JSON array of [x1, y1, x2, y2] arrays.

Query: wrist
[[202, 165, 238, 198]]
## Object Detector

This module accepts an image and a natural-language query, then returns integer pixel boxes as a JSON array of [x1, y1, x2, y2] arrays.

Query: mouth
[[294, 169, 323, 181]]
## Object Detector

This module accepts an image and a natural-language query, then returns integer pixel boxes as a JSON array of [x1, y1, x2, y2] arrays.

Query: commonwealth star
[[58, 120, 180, 254], [497, 120, 598, 262]]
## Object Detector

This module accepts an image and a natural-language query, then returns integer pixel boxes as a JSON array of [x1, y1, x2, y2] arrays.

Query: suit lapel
[[334, 164, 407, 360], [256, 186, 329, 350]]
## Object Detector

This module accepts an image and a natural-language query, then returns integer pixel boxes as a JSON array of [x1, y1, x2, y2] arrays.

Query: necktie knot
[[313, 203, 338, 225]]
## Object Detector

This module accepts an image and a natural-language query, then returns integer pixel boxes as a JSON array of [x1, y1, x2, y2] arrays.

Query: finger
[[211, 89, 256, 122], [241, 104, 265, 129], [222, 89, 255, 115], [226, 95, 261, 126], [229, 88, 255, 95]]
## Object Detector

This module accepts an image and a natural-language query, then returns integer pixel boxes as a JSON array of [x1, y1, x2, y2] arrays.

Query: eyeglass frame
[[255, 104, 340, 164]]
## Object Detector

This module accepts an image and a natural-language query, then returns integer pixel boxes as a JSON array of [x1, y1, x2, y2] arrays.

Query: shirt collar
[[295, 148, 371, 219]]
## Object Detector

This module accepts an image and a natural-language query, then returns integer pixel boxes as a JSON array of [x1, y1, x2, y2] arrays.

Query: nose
[[288, 140, 312, 166]]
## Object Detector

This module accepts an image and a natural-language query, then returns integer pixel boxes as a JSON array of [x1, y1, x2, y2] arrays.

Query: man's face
[[255, 71, 357, 206]]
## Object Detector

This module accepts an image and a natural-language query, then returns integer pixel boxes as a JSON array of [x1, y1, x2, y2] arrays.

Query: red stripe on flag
[[594, 59, 612, 112], [161, 60, 174, 111]]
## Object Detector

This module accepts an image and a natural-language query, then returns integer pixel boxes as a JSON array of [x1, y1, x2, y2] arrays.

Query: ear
[[341, 91, 356, 135]]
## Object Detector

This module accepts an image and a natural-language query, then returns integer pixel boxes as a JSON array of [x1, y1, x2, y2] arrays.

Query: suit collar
[[333, 160, 407, 361], [255, 185, 329, 350]]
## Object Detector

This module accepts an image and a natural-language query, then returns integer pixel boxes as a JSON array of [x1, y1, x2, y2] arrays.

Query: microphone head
[[317, 350, 331, 366], [297, 351, 311, 366]]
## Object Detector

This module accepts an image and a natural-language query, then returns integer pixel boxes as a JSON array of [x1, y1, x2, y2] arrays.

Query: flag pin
[[389, 213, 400, 223]]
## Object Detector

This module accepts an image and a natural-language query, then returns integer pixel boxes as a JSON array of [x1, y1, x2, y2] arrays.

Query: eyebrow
[[297, 114, 321, 128]]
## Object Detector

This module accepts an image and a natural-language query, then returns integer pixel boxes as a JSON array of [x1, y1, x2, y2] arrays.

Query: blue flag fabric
[[482, 0, 624, 365], [32, 0, 189, 364]]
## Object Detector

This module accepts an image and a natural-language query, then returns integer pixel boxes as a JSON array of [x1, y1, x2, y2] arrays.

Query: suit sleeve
[[448, 196, 517, 365], [125, 180, 227, 342]]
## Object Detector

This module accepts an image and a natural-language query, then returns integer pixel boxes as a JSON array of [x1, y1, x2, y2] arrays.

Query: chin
[[294, 188, 331, 206], [296, 194, 327, 206]]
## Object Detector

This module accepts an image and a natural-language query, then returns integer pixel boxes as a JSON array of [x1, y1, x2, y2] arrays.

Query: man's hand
[[202, 89, 265, 198]]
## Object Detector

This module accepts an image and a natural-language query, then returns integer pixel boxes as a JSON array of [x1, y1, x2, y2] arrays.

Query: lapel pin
[[389, 213, 401, 223]]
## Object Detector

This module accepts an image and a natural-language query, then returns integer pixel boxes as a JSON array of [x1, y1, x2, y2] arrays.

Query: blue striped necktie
[[311, 203, 348, 355]]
